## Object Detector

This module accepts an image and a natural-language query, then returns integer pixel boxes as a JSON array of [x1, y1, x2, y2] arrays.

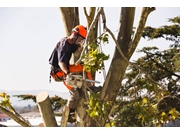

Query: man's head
[[70, 25, 87, 44]]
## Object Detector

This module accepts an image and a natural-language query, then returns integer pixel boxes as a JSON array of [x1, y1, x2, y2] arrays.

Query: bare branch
[[83, 7, 89, 18], [128, 7, 156, 58]]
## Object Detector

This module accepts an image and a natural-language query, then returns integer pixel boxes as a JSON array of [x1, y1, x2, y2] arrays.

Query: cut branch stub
[[36, 91, 58, 127]]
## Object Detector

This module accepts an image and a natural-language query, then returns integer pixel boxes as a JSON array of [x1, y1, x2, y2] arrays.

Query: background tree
[[13, 94, 67, 111], [112, 16, 180, 127]]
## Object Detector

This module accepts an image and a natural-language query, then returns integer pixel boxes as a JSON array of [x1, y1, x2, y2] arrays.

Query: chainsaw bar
[[85, 79, 100, 84]]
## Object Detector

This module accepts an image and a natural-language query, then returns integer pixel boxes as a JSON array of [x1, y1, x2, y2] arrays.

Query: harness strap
[[49, 75, 51, 83]]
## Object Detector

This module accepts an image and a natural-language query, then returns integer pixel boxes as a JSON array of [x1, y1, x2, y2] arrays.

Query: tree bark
[[36, 91, 58, 127], [59, 7, 79, 36], [76, 97, 87, 127], [0, 105, 32, 127], [99, 7, 155, 126], [99, 7, 135, 126], [59, 7, 79, 64], [60, 105, 69, 127]]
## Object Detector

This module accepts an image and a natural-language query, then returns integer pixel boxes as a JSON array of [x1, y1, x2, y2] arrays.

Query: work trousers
[[52, 64, 93, 110], [67, 88, 80, 110]]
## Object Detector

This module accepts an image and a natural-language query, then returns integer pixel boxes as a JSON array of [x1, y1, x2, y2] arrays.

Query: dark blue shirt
[[49, 37, 78, 69]]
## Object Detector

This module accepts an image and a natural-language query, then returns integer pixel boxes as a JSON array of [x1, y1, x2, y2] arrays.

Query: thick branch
[[59, 7, 79, 36], [0, 106, 32, 127], [83, 7, 96, 27], [128, 7, 156, 58], [83, 7, 89, 19], [101, 7, 167, 92], [106, 25, 167, 90]]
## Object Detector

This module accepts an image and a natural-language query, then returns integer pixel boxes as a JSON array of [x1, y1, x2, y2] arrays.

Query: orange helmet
[[72, 25, 87, 39]]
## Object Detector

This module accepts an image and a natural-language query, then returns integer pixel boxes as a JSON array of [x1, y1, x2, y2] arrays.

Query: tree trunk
[[60, 105, 69, 127], [59, 7, 79, 65], [36, 91, 58, 127], [76, 97, 87, 126], [58, 7, 154, 127], [100, 7, 135, 126], [59, 7, 79, 36]]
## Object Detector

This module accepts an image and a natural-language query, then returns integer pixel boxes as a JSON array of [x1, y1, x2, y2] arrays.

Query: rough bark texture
[[100, 7, 135, 126], [60, 105, 69, 127], [102, 7, 135, 100], [36, 91, 58, 127], [59, 7, 79, 36], [76, 97, 87, 126]]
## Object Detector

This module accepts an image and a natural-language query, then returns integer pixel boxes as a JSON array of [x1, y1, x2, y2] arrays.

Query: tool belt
[[49, 66, 65, 82]]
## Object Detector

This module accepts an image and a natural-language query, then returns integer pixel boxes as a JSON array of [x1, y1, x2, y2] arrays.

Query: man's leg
[[67, 88, 80, 123]]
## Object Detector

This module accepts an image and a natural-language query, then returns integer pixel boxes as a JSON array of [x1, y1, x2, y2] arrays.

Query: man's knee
[[70, 88, 80, 99], [67, 88, 80, 109]]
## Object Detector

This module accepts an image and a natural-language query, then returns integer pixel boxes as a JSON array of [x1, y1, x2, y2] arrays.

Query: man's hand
[[65, 70, 70, 75]]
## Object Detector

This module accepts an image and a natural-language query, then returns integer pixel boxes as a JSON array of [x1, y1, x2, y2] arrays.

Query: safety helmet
[[72, 25, 87, 39]]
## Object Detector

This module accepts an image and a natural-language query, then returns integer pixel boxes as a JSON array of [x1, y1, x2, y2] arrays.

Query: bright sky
[[0, 2, 180, 95]]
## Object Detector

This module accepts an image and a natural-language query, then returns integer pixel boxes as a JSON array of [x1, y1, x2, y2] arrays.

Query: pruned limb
[[60, 105, 70, 127], [0, 105, 32, 127], [36, 91, 58, 127]]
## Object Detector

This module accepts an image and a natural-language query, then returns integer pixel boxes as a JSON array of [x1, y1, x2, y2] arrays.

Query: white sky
[[0, 2, 180, 95]]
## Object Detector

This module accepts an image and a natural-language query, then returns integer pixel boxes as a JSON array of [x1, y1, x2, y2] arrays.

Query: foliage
[[112, 16, 180, 127], [13, 94, 67, 111], [142, 15, 180, 47], [0, 92, 14, 112], [50, 95, 67, 111], [14, 94, 36, 103], [81, 33, 110, 72], [82, 33, 115, 126], [86, 92, 114, 127]]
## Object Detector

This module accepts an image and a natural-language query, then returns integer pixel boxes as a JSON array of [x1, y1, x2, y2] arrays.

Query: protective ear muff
[[72, 27, 79, 36], [73, 31, 77, 36]]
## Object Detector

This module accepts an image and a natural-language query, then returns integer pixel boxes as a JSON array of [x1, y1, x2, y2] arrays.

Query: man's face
[[75, 36, 85, 45]]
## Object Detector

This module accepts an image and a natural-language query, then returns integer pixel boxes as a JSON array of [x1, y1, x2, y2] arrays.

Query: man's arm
[[58, 62, 69, 74]]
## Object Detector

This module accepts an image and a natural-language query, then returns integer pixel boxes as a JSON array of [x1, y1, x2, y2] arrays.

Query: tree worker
[[49, 25, 102, 123]]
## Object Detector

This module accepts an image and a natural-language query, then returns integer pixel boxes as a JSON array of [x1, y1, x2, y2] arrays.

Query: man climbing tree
[[49, 25, 102, 123], [59, 7, 155, 126]]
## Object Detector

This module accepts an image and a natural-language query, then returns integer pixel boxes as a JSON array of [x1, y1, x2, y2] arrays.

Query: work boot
[[88, 86, 102, 93], [67, 112, 76, 123]]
